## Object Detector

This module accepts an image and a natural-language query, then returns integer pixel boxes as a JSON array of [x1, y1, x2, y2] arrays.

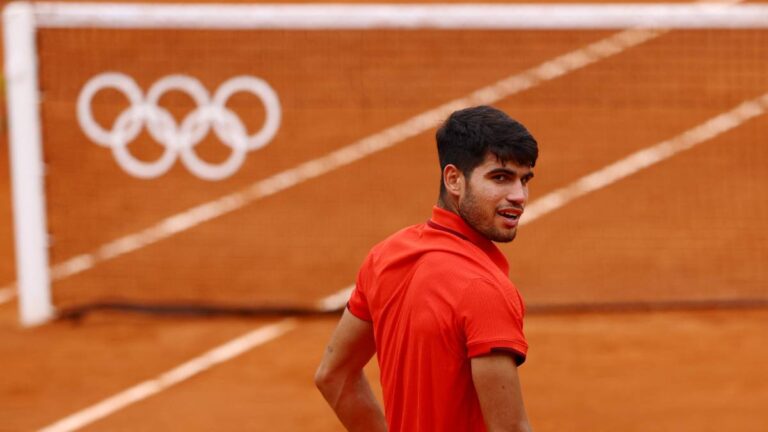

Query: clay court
[[1, 1, 768, 431]]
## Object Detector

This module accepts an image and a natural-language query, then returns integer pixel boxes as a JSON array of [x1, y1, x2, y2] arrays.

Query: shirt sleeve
[[346, 254, 373, 322], [459, 278, 528, 364]]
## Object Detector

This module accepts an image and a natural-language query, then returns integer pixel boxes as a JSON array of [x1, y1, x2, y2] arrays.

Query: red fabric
[[347, 206, 527, 432]]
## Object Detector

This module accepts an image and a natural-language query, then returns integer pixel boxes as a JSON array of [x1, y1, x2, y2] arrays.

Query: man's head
[[436, 106, 538, 242]]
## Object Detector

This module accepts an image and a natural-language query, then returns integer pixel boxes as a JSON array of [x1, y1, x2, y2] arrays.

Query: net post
[[3, 2, 53, 326]]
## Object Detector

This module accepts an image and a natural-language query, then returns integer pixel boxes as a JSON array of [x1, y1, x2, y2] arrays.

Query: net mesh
[[30, 13, 768, 316]]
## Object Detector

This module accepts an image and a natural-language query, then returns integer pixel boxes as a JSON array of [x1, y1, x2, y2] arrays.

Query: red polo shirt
[[348, 206, 528, 432]]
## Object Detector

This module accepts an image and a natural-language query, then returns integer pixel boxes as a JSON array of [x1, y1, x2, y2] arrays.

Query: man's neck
[[436, 195, 458, 214]]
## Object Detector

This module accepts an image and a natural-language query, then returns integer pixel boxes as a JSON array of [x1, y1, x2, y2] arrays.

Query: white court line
[[0, 26, 667, 307], [36, 319, 297, 432], [35, 89, 768, 432]]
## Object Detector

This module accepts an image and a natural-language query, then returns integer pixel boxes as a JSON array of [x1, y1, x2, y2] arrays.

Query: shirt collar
[[428, 205, 510, 274]]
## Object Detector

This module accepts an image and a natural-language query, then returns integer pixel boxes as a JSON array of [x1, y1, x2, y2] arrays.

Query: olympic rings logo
[[76, 73, 281, 180]]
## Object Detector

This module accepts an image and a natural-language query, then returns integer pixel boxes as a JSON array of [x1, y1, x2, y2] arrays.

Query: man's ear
[[443, 164, 464, 198]]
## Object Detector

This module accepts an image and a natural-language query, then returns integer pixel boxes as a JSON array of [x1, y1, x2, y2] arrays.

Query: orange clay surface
[[1, 1, 768, 431]]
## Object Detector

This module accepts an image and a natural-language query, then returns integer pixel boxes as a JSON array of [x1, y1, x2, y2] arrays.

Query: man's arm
[[315, 308, 387, 432], [471, 352, 533, 432]]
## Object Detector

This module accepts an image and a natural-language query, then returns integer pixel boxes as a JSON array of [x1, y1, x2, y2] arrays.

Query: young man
[[315, 106, 538, 432]]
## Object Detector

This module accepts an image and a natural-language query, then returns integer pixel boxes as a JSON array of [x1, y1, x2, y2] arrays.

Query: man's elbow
[[314, 366, 330, 391], [314, 365, 340, 398]]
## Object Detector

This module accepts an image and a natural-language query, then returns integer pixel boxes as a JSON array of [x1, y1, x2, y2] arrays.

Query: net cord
[[28, 2, 768, 30]]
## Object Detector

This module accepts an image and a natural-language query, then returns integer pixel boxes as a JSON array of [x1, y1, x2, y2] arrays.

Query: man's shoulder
[[362, 218, 509, 283], [368, 221, 426, 254], [405, 249, 507, 294]]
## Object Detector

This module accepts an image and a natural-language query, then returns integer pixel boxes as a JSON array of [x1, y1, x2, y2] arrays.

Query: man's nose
[[506, 180, 527, 205]]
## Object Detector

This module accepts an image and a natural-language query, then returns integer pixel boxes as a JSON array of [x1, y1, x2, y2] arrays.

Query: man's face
[[457, 153, 534, 243]]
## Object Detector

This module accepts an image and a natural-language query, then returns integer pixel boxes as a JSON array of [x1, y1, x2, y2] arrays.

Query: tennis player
[[316, 105, 537, 432]]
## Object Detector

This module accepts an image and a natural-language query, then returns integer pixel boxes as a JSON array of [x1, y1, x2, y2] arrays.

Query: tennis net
[[4, 2, 768, 324]]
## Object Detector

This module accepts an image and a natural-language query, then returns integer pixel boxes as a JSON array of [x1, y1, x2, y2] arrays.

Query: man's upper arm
[[460, 278, 528, 362], [316, 308, 377, 380], [471, 353, 532, 432]]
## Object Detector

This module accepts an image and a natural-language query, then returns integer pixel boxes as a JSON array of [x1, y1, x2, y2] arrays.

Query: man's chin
[[491, 228, 517, 243]]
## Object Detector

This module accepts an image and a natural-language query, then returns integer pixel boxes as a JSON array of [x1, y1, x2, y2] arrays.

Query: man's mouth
[[497, 208, 522, 221]]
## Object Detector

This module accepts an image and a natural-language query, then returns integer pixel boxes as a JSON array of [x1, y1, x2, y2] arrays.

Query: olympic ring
[[76, 72, 281, 180]]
